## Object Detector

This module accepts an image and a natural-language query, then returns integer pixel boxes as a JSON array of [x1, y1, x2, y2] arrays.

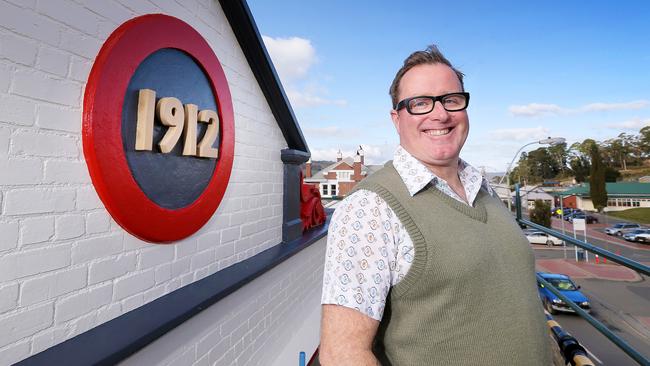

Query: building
[[513, 185, 555, 210], [555, 182, 650, 211], [491, 183, 511, 206], [304, 147, 382, 198], [0, 2, 325, 365]]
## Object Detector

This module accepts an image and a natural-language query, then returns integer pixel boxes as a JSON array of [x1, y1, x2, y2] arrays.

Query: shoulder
[[332, 189, 388, 220]]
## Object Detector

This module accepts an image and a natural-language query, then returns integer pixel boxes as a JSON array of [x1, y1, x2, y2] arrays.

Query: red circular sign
[[83, 14, 234, 243]]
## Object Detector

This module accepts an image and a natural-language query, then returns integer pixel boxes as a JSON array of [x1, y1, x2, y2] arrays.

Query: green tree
[[548, 142, 569, 176], [605, 166, 621, 182], [589, 143, 607, 212], [569, 156, 590, 183], [639, 126, 650, 156], [530, 200, 551, 228]]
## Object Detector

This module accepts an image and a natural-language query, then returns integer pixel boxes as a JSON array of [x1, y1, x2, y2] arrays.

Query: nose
[[427, 100, 450, 121]]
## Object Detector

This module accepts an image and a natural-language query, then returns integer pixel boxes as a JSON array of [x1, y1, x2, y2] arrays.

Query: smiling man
[[319, 45, 550, 365]]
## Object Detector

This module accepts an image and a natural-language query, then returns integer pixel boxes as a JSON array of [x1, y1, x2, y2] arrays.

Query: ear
[[390, 109, 401, 134]]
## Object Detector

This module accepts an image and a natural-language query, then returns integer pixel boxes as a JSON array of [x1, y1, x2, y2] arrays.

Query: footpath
[[535, 258, 643, 281]]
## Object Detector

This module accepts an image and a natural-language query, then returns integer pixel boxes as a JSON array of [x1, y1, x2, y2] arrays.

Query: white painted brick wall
[[0, 283, 19, 314], [121, 239, 326, 366], [0, 0, 290, 363], [54, 214, 85, 240], [0, 221, 19, 252], [20, 266, 87, 307], [20, 215, 55, 245]]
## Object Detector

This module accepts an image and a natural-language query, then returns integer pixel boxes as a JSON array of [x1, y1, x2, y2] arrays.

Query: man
[[319, 45, 550, 365]]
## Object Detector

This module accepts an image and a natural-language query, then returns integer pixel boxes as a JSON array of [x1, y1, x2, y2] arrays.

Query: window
[[337, 171, 351, 180], [322, 184, 329, 196], [330, 184, 337, 196]]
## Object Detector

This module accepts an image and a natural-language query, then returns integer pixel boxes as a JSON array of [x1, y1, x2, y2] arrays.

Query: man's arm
[[319, 304, 380, 366]]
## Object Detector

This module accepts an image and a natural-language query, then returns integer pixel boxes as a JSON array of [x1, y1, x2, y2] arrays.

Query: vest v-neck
[[420, 183, 489, 223]]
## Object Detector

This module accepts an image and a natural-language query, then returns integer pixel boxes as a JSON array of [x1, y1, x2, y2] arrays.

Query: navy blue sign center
[[121, 48, 219, 209]]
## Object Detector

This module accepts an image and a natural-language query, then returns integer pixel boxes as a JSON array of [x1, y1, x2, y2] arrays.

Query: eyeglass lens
[[408, 94, 467, 114]]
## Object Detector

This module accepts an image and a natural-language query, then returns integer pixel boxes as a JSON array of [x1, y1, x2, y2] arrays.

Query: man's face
[[390, 63, 469, 172]]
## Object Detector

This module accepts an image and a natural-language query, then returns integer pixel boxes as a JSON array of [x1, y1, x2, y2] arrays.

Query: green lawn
[[607, 208, 650, 224]]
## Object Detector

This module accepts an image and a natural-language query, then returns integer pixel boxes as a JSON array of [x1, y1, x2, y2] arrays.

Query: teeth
[[424, 129, 450, 136]]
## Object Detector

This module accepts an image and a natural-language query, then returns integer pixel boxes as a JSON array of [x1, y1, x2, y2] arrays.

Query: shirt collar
[[392, 145, 488, 198]]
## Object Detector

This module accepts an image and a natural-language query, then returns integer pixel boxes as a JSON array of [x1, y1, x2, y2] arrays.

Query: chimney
[[336, 149, 342, 162], [306, 158, 312, 178], [358, 145, 364, 165], [353, 154, 362, 181]]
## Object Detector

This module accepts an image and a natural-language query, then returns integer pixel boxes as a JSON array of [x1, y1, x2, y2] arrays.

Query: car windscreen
[[548, 279, 577, 291]]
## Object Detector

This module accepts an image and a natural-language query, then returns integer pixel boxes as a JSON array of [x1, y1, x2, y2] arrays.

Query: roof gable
[[556, 182, 650, 196], [331, 162, 353, 171], [220, 0, 308, 154]]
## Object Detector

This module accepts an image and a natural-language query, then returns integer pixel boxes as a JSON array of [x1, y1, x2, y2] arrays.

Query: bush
[[530, 200, 551, 228]]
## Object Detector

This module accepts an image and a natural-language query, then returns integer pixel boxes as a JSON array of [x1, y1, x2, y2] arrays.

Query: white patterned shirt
[[321, 146, 495, 321]]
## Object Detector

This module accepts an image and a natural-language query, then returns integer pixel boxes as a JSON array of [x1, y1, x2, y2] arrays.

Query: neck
[[424, 160, 460, 184]]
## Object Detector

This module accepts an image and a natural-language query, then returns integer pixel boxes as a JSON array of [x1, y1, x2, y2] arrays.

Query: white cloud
[[489, 126, 550, 141], [508, 104, 566, 117], [603, 117, 650, 130], [582, 100, 650, 112], [509, 99, 650, 117], [310, 143, 396, 165], [262, 35, 347, 109], [359, 144, 394, 165], [262, 36, 316, 82], [304, 126, 345, 136]]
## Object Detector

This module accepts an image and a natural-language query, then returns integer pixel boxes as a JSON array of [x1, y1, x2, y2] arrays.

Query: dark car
[[570, 213, 599, 224], [564, 210, 583, 221], [537, 273, 590, 314]]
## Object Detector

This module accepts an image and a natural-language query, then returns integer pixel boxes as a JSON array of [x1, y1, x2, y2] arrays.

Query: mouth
[[422, 127, 453, 136]]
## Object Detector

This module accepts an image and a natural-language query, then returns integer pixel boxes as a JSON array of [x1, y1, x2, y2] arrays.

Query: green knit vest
[[353, 162, 550, 366]]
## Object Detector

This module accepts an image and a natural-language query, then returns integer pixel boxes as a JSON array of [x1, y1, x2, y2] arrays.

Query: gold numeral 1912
[[135, 89, 219, 159]]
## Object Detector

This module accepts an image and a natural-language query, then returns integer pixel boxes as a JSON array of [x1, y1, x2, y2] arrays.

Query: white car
[[604, 223, 641, 236], [632, 232, 650, 244], [525, 231, 564, 246]]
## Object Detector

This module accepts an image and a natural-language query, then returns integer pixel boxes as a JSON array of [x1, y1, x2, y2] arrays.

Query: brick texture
[[0, 1, 290, 363]]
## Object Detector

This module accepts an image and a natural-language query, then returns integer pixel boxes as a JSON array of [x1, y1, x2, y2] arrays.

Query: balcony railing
[[515, 184, 650, 366]]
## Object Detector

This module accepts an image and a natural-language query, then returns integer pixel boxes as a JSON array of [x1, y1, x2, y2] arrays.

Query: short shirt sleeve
[[321, 189, 403, 321]]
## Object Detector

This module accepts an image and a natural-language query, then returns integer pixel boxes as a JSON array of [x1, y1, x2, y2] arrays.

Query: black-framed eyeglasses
[[395, 92, 470, 115]]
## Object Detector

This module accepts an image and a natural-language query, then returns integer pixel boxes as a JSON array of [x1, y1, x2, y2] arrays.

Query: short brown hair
[[389, 45, 465, 109]]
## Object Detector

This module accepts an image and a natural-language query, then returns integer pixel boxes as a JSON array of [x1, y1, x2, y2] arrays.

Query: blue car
[[537, 272, 591, 314]]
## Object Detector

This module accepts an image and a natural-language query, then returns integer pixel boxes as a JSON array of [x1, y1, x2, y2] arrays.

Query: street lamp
[[498, 137, 566, 211]]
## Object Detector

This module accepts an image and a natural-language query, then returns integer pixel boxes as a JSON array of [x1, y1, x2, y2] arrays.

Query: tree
[[530, 200, 551, 228], [548, 142, 569, 176], [639, 126, 650, 156], [605, 167, 621, 182], [589, 143, 607, 212], [569, 156, 590, 183]]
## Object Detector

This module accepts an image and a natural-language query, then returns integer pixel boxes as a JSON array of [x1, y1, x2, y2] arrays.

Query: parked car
[[564, 210, 583, 221], [632, 231, 650, 244], [525, 231, 564, 246], [537, 272, 591, 314], [622, 229, 650, 242], [569, 213, 599, 224], [605, 223, 642, 236]]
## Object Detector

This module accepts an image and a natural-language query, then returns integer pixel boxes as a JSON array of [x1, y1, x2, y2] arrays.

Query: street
[[528, 215, 650, 365]]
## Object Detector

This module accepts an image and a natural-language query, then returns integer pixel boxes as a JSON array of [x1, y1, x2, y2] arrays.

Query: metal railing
[[515, 185, 650, 366], [545, 311, 595, 366]]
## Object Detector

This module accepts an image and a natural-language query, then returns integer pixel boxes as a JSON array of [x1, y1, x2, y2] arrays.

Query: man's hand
[[319, 304, 380, 366]]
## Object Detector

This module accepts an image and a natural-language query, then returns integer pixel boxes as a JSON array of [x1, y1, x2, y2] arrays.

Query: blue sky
[[247, 1, 650, 172]]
